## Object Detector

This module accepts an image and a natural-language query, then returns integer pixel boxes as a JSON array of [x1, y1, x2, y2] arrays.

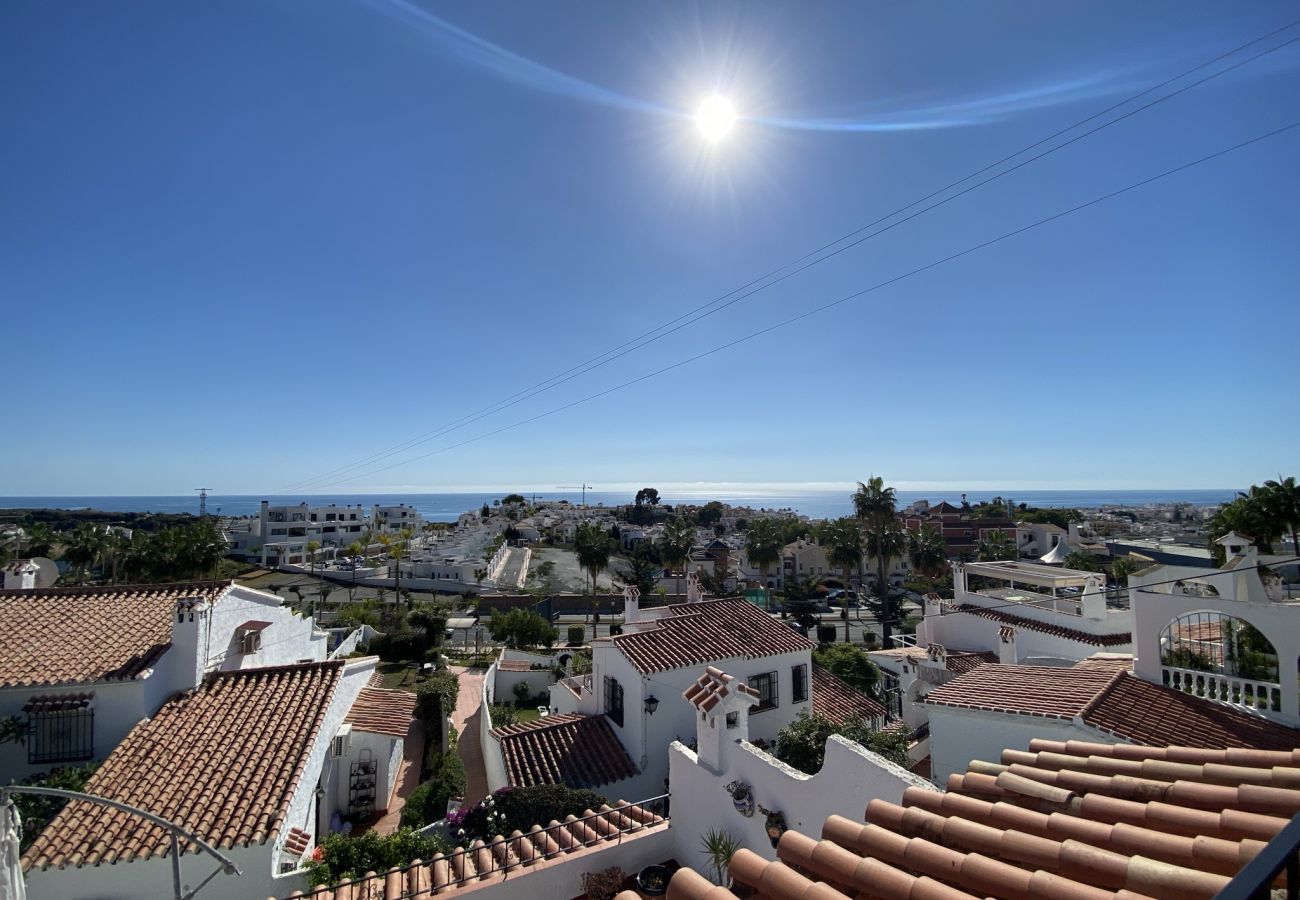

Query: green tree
[[23, 522, 55, 558], [1110, 556, 1140, 584], [743, 518, 784, 600], [306, 540, 321, 573], [63, 522, 106, 584], [619, 548, 659, 600], [907, 524, 948, 579], [487, 608, 557, 649], [1063, 550, 1099, 572], [780, 574, 823, 634], [502, 493, 527, 505], [976, 530, 1017, 562], [1261, 476, 1300, 557], [773, 711, 907, 774], [696, 501, 725, 526], [853, 477, 905, 647], [1207, 494, 1275, 562], [821, 518, 863, 641], [657, 516, 696, 600], [813, 642, 881, 696]]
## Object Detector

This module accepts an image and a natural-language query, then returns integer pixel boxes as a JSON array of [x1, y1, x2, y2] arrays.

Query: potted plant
[[636, 864, 672, 896], [723, 780, 754, 817], [699, 827, 741, 887]]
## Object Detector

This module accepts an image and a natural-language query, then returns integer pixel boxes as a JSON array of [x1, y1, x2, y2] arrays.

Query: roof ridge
[[209, 658, 345, 681], [1075, 669, 1128, 720], [0, 579, 233, 598]]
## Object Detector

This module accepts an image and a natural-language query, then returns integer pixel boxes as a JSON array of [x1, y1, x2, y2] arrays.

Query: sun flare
[[696, 95, 737, 142]]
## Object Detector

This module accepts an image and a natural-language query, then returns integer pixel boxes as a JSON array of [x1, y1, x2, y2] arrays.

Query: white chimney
[[3, 561, 38, 590], [998, 626, 1017, 666], [683, 667, 759, 773], [686, 572, 703, 603], [623, 584, 643, 625], [169, 596, 213, 690]]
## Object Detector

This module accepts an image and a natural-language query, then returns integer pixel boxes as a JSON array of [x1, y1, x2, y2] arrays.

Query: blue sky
[[3, 1, 1298, 496]]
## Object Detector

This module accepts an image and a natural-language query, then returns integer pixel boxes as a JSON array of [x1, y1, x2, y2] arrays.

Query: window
[[24, 695, 94, 764], [239, 629, 263, 654], [751, 671, 778, 711], [604, 677, 624, 727], [791, 664, 808, 703]]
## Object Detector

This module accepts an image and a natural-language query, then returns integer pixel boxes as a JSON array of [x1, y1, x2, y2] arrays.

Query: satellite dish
[[29, 557, 58, 588]]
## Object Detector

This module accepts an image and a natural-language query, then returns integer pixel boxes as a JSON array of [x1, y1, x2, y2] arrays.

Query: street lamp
[[644, 694, 660, 716]]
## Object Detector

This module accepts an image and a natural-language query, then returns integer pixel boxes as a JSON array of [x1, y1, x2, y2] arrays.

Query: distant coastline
[[0, 489, 1238, 523]]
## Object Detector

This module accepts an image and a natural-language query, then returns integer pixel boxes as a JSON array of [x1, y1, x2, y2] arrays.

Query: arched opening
[[1159, 611, 1280, 712]]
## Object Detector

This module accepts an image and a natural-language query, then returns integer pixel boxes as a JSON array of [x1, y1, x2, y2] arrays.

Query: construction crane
[[556, 484, 592, 507], [195, 487, 212, 518]]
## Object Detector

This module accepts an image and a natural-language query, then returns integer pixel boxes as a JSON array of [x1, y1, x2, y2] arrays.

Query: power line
[[267, 19, 1300, 495], [290, 118, 1300, 492]]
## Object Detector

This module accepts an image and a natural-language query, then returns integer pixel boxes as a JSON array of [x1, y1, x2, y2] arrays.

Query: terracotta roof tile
[[492, 713, 638, 788], [284, 827, 312, 858], [282, 800, 668, 899], [953, 603, 1131, 647], [344, 685, 417, 737], [811, 665, 888, 724], [667, 739, 1300, 900], [497, 659, 532, 672], [23, 660, 343, 871], [0, 581, 230, 688], [924, 665, 1300, 750], [683, 666, 759, 713], [612, 597, 813, 674]]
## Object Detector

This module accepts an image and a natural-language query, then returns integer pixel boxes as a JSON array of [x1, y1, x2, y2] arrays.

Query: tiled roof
[[925, 664, 1300, 750], [1080, 672, 1300, 751], [683, 666, 759, 713], [662, 739, 1300, 900], [0, 581, 230, 688], [497, 659, 533, 672], [283, 800, 667, 900], [811, 665, 888, 724], [492, 713, 638, 789], [284, 827, 312, 858], [345, 685, 417, 737], [869, 647, 997, 676], [23, 660, 343, 871], [954, 603, 1132, 646], [923, 664, 1120, 719], [612, 597, 813, 674]]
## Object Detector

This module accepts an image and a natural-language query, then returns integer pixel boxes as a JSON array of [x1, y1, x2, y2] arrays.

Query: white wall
[[209, 586, 329, 671], [667, 735, 933, 866], [481, 661, 509, 793], [926, 704, 1102, 784], [25, 842, 276, 900]]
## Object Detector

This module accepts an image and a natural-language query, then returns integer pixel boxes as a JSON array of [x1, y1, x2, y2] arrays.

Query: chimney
[[1080, 573, 1107, 620], [686, 572, 703, 603], [170, 596, 213, 690], [4, 561, 38, 590], [683, 667, 759, 773], [998, 626, 1017, 665], [623, 584, 642, 625], [922, 643, 947, 674]]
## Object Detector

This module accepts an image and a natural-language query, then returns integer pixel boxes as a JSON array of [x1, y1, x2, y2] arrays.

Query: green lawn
[[376, 661, 428, 692]]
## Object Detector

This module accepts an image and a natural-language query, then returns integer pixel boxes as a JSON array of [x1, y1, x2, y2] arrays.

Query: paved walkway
[[362, 718, 426, 835], [449, 666, 489, 806]]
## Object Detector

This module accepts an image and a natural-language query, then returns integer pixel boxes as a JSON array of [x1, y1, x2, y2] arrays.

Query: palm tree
[[657, 517, 696, 600], [1262, 476, 1300, 557], [101, 530, 133, 584], [744, 518, 784, 607], [1063, 550, 1099, 572], [976, 531, 1017, 562], [24, 522, 54, 558], [64, 523, 106, 585], [306, 540, 321, 573], [575, 523, 614, 638], [378, 532, 409, 601], [821, 518, 863, 641], [908, 525, 948, 579], [853, 477, 904, 646]]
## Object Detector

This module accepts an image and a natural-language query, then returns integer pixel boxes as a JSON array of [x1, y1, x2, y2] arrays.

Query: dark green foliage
[[13, 763, 98, 850], [816, 624, 837, 644], [696, 501, 725, 526], [304, 828, 451, 887], [450, 784, 606, 844], [773, 711, 909, 775], [487, 608, 557, 649], [502, 494, 527, 505], [566, 624, 585, 645], [512, 682, 532, 707], [400, 726, 467, 829], [369, 630, 428, 662], [488, 704, 519, 726], [1016, 508, 1083, 529], [416, 671, 460, 749], [813, 642, 881, 696]]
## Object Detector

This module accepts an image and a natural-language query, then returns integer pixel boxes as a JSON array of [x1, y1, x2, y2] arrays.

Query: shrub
[[445, 784, 606, 844], [566, 625, 585, 645], [488, 704, 519, 727], [304, 828, 450, 888], [581, 866, 627, 900], [369, 629, 427, 662], [13, 763, 98, 850], [416, 672, 460, 735], [512, 682, 532, 707], [399, 735, 467, 829], [815, 624, 837, 644]]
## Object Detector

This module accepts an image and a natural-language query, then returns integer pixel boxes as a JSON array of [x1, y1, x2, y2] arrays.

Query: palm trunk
[[876, 534, 892, 648]]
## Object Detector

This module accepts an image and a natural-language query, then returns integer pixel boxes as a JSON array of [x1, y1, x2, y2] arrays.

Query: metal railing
[[1216, 811, 1300, 899], [416, 794, 670, 892]]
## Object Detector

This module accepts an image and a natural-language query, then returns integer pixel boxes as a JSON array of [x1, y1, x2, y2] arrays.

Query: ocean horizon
[[0, 488, 1238, 523]]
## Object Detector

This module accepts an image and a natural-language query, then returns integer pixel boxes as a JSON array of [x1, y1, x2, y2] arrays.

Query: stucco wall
[[926, 704, 1101, 783], [481, 663, 509, 793], [667, 734, 933, 866], [25, 840, 275, 900], [209, 585, 329, 671]]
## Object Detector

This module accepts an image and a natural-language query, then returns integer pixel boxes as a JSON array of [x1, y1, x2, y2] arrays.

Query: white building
[[530, 588, 886, 800], [0, 580, 339, 783], [372, 503, 424, 536], [20, 654, 416, 900], [257, 501, 371, 566]]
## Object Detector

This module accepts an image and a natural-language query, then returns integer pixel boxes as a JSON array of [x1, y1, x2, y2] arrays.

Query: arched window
[[1159, 611, 1277, 681]]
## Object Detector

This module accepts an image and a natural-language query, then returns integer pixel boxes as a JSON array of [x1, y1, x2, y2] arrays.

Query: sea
[[0, 489, 1239, 523]]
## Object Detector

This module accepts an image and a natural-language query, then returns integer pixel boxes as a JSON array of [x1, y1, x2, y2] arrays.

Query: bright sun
[[696, 96, 737, 142]]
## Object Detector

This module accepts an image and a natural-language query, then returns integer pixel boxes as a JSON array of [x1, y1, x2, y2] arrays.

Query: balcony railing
[[1215, 811, 1300, 899], [1161, 665, 1282, 715], [560, 674, 593, 697]]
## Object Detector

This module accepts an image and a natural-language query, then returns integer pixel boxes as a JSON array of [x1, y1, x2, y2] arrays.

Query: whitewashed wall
[[25, 842, 275, 900], [667, 735, 933, 866], [926, 704, 1101, 783], [481, 661, 509, 793], [209, 586, 329, 671]]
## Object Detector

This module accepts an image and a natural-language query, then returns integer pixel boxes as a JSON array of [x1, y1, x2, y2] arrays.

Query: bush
[[446, 784, 607, 844], [13, 763, 98, 850], [815, 624, 837, 644], [814, 642, 881, 695], [304, 828, 450, 888], [566, 625, 585, 644], [581, 866, 627, 900], [773, 710, 910, 774], [512, 682, 532, 707], [400, 731, 467, 829], [489, 704, 519, 727], [370, 629, 428, 662], [416, 672, 460, 736], [486, 608, 557, 649]]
